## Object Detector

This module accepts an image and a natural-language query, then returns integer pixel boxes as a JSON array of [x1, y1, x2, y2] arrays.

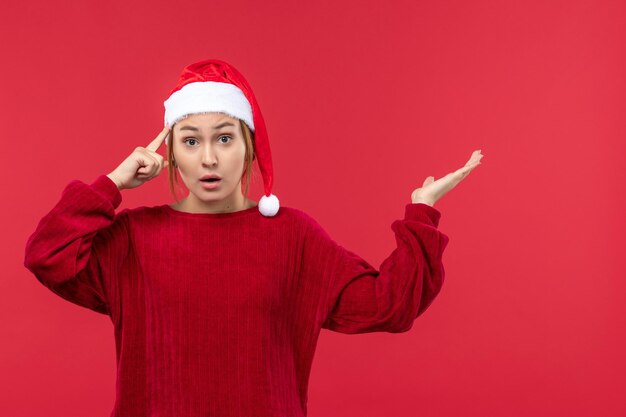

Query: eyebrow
[[178, 121, 235, 132]]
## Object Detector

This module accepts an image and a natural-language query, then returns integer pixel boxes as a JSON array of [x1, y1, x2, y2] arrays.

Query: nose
[[201, 143, 218, 167]]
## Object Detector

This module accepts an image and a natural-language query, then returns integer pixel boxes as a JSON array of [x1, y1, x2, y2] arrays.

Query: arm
[[304, 203, 449, 334], [23, 174, 130, 316]]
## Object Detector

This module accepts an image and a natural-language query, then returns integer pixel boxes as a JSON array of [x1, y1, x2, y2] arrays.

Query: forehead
[[175, 112, 239, 131]]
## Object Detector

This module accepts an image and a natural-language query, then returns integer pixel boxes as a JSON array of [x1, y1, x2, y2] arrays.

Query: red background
[[1, 0, 625, 416]]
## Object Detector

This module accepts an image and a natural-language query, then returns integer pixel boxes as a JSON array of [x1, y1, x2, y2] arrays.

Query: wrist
[[106, 173, 124, 190], [411, 199, 433, 207]]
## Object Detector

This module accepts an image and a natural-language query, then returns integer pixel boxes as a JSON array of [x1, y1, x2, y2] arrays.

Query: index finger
[[146, 125, 171, 152]]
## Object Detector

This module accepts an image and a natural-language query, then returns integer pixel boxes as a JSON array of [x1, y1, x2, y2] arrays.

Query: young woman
[[24, 59, 483, 417]]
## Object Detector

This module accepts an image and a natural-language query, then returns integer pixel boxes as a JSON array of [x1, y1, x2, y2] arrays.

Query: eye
[[218, 135, 232, 144], [183, 138, 198, 146]]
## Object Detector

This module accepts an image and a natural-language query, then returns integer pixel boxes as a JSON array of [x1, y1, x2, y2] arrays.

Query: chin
[[193, 184, 236, 200]]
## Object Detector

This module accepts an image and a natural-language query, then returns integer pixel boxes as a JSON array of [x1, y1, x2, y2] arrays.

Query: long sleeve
[[305, 203, 450, 334], [23, 174, 130, 316]]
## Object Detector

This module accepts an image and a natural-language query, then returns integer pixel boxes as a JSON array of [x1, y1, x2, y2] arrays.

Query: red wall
[[2, 0, 624, 416]]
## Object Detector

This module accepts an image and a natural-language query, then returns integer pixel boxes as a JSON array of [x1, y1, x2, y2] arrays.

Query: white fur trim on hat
[[163, 81, 255, 131], [258, 194, 280, 217]]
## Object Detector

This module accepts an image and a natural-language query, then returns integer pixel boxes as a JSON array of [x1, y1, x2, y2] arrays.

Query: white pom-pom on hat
[[258, 193, 280, 217]]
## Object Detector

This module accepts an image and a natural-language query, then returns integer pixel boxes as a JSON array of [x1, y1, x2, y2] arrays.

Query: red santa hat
[[163, 59, 279, 217]]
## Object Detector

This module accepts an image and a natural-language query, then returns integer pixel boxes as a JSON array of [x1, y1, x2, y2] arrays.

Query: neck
[[173, 192, 257, 214]]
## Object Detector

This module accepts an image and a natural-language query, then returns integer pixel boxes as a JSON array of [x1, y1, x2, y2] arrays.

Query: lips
[[200, 174, 222, 182], [200, 178, 222, 190]]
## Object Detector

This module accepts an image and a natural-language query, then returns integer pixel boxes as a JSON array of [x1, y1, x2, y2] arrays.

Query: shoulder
[[114, 204, 166, 226], [277, 206, 332, 243], [258, 205, 329, 242], [277, 206, 320, 228], [277, 205, 309, 220]]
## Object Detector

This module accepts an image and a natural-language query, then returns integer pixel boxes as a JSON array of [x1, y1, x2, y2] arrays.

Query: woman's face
[[171, 112, 248, 210]]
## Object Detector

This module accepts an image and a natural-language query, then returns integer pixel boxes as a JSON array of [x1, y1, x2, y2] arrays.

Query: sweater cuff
[[89, 174, 122, 209], [404, 203, 441, 228]]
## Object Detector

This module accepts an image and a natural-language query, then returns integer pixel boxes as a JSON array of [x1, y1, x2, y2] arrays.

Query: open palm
[[411, 150, 484, 207]]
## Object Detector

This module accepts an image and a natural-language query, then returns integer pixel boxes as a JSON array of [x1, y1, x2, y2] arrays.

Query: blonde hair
[[166, 118, 256, 204]]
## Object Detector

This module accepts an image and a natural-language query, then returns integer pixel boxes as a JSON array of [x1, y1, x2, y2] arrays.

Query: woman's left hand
[[411, 150, 484, 207]]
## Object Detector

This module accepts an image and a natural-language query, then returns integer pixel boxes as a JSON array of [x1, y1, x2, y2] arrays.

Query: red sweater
[[23, 174, 450, 417]]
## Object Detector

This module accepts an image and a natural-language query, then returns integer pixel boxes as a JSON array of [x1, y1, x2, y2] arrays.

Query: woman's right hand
[[106, 126, 171, 190]]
